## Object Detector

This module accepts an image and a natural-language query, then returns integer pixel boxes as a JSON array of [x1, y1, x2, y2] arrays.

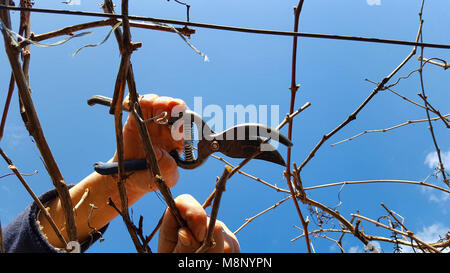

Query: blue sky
[[0, 0, 449, 253]]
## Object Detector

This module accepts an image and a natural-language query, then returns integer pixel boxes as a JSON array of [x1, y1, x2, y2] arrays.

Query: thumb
[[173, 227, 201, 253]]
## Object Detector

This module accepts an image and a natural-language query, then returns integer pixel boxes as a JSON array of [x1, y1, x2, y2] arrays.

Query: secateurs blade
[[87, 95, 293, 175]]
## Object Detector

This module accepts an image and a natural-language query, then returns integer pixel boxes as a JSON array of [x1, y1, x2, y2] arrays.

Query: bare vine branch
[[234, 195, 291, 235], [284, 0, 312, 254], [417, 3, 449, 187], [0, 0, 78, 245], [331, 114, 450, 146], [196, 166, 231, 253]]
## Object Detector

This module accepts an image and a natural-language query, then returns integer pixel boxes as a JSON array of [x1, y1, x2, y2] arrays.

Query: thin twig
[[144, 212, 164, 250], [302, 179, 450, 194], [208, 153, 290, 193], [73, 188, 89, 215], [234, 195, 291, 235], [276, 102, 311, 131], [385, 55, 449, 90], [0, 74, 14, 141], [337, 215, 356, 252], [202, 147, 266, 208], [331, 114, 450, 146], [107, 197, 148, 251], [0, 169, 37, 179], [135, 215, 151, 252], [22, 18, 194, 46], [87, 203, 104, 243], [418, 56, 449, 70], [196, 166, 231, 253], [417, 93, 450, 128], [284, 0, 312, 254], [291, 227, 347, 252], [106, 197, 150, 252], [365, 78, 430, 111]]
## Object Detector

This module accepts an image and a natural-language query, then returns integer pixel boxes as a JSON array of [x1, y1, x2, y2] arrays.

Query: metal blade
[[254, 149, 286, 166], [218, 139, 287, 166], [215, 123, 293, 147]]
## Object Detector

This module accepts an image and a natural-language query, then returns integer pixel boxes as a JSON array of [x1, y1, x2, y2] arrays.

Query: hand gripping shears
[[87, 95, 293, 175]]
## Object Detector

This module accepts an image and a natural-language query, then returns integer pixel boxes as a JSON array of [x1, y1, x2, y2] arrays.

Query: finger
[[158, 202, 180, 253], [172, 227, 201, 253], [177, 194, 207, 243], [135, 93, 158, 117], [219, 221, 241, 253], [158, 194, 207, 252], [123, 93, 159, 135], [121, 94, 158, 160], [123, 93, 158, 121], [150, 96, 187, 153], [155, 146, 179, 188]]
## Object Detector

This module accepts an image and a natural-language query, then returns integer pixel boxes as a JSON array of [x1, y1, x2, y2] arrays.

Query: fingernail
[[178, 229, 191, 247]]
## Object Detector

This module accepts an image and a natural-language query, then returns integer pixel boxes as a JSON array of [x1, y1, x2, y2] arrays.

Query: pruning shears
[[87, 95, 293, 175]]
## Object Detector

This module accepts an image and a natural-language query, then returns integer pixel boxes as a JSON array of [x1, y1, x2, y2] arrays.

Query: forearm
[[38, 171, 145, 249]]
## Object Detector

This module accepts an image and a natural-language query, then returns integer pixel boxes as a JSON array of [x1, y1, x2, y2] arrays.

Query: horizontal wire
[[2, 4, 450, 49]]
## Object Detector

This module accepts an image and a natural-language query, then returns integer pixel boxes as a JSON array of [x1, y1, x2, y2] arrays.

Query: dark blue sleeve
[[1, 188, 108, 253]]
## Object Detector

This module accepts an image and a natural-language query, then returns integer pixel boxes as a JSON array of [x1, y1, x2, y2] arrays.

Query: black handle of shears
[[94, 159, 148, 175], [95, 149, 203, 175], [93, 150, 195, 175]]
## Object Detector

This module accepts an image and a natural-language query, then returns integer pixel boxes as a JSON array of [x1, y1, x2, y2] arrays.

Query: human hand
[[110, 94, 187, 194], [158, 194, 240, 253]]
